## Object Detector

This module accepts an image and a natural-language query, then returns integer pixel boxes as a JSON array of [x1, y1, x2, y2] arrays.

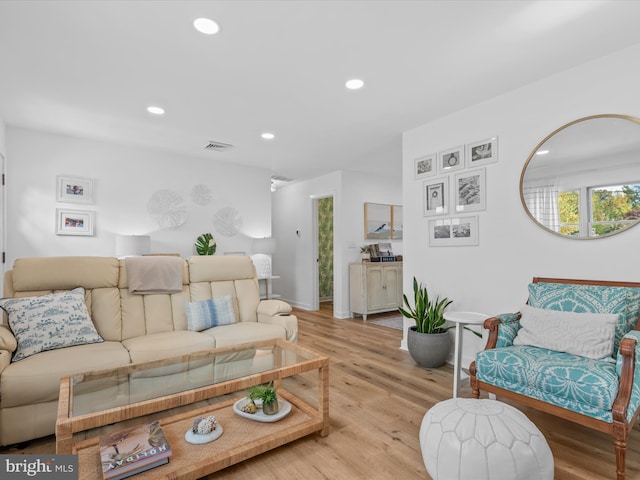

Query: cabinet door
[[366, 266, 385, 310], [382, 266, 401, 309]]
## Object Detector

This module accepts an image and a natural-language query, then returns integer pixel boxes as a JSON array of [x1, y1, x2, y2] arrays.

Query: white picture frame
[[423, 176, 449, 217], [414, 153, 437, 179], [438, 146, 465, 174], [466, 137, 498, 167], [55, 208, 95, 236], [56, 175, 94, 204], [454, 168, 486, 213], [428, 215, 479, 247]]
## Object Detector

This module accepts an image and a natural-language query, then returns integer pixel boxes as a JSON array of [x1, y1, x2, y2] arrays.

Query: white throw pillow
[[185, 295, 237, 332], [0, 287, 103, 362], [513, 304, 618, 360]]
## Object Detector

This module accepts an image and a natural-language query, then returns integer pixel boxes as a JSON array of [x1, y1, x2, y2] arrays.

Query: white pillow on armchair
[[513, 304, 618, 360]]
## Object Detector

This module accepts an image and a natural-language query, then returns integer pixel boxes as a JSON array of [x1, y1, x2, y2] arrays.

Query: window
[[589, 183, 640, 236], [558, 190, 580, 236]]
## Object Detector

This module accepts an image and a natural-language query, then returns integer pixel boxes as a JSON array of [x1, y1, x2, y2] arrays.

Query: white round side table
[[443, 311, 487, 398]]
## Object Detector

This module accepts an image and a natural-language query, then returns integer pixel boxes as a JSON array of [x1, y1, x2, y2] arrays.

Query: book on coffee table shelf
[[99, 420, 172, 480]]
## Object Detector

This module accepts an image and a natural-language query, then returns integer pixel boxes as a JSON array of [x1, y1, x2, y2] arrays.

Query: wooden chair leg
[[613, 423, 627, 480], [469, 362, 480, 399]]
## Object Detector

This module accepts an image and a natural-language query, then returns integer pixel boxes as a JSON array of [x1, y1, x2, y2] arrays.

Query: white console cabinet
[[349, 262, 403, 320]]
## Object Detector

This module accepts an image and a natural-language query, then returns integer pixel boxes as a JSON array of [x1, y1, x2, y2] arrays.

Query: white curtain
[[523, 185, 560, 232]]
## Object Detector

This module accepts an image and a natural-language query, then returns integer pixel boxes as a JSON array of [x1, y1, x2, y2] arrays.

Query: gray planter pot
[[407, 326, 451, 368]]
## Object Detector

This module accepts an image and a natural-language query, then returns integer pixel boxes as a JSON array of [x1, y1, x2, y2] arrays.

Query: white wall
[[5, 127, 272, 264], [272, 169, 402, 318], [402, 42, 640, 364]]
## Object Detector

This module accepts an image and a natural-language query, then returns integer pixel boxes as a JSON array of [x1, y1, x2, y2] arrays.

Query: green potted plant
[[247, 381, 279, 415], [195, 233, 216, 256], [399, 277, 453, 368], [360, 245, 372, 262]]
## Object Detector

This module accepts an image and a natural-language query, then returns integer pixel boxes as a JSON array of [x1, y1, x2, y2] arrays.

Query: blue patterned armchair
[[469, 277, 640, 480]]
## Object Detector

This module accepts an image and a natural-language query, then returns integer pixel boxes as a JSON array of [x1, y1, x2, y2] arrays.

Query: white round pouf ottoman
[[419, 398, 553, 480]]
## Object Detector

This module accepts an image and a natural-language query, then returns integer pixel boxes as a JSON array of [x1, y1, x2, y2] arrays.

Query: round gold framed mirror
[[520, 114, 640, 239]]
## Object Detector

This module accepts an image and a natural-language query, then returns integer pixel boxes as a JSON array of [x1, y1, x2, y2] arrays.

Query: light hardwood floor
[[4, 303, 640, 479]]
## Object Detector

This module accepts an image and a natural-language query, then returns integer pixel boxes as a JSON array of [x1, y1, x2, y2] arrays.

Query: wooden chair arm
[[483, 317, 502, 350], [612, 336, 637, 423]]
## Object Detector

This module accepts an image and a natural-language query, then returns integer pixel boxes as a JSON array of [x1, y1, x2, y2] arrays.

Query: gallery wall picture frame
[[56, 175, 94, 204], [414, 154, 437, 179], [428, 215, 479, 247], [423, 176, 449, 217], [466, 137, 498, 167], [454, 168, 486, 213], [55, 208, 95, 236], [437, 146, 465, 175], [364, 202, 392, 239]]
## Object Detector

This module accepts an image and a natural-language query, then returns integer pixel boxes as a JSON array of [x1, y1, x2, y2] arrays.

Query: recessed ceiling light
[[261, 132, 275, 140], [345, 78, 364, 90], [536, 150, 549, 155], [147, 106, 165, 115], [194, 18, 220, 35]]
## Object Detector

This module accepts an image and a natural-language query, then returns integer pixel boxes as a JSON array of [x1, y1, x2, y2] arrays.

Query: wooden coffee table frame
[[56, 339, 329, 479]]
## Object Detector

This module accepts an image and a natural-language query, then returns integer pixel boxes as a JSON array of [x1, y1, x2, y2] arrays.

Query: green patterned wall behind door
[[318, 197, 334, 300]]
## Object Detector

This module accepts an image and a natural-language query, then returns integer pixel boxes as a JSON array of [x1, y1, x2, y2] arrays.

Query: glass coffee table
[[56, 338, 329, 479]]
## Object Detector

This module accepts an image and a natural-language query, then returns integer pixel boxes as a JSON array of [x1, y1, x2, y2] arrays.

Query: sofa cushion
[[203, 322, 286, 347], [476, 345, 619, 422], [513, 304, 618, 360], [122, 331, 215, 364], [185, 295, 236, 331], [528, 282, 640, 354], [0, 287, 104, 362], [0, 341, 131, 408]]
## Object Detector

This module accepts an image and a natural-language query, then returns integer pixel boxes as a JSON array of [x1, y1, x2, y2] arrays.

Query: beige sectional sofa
[[0, 255, 297, 447]]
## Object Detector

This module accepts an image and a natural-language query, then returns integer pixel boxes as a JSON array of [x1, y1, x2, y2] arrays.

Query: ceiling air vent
[[271, 175, 294, 183], [204, 140, 233, 152]]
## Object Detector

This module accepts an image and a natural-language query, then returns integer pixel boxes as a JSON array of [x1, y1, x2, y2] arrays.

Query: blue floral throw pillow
[[0, 287, 103, 362], [185, 295, 237, 332]]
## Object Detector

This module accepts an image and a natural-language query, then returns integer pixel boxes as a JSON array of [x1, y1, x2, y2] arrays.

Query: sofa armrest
[[483, 312, 521, 349], [257, 300, 297, 342], [0, 325, 17, 354], [614, 331, 640, 423], [257, 299, 292, 317]]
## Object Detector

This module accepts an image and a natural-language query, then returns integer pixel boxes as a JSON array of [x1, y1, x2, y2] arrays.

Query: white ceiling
[[1, 1, 640, 185]]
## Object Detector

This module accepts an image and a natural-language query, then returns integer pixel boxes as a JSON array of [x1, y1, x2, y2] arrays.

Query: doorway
[[311, 194, 334, 312]]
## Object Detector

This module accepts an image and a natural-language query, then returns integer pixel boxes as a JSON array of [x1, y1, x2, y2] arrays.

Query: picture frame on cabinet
[[437, 146, 465, 174], [423, 176, 449, 217], [56, 208, 95, 236], [428, 215, 479, 247], [414, 153, 437, 179], [466, 137, 498, 167], [454, 168, 486, 213], [56, 175, 94, 204]]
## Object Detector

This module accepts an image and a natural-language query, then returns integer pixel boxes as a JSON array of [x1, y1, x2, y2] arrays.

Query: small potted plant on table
[[247, 381, 279, 415]]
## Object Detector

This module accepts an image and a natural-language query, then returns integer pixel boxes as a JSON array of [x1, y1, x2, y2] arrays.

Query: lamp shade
[[116, 235, 151, 257], [253, 237, 276, 254]]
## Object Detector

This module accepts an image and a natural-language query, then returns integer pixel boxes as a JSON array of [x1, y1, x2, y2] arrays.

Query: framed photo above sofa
[[56, 208, 95, 236], [56, 175, 94, 204]]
